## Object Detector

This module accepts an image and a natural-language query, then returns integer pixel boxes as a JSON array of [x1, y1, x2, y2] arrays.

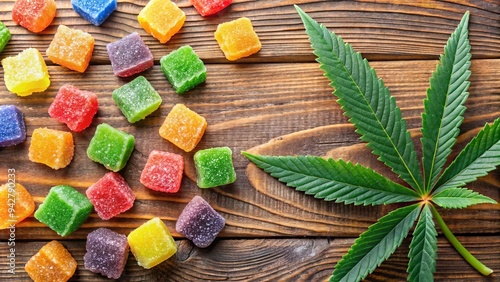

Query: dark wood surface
[[0, 0, 498, 281]]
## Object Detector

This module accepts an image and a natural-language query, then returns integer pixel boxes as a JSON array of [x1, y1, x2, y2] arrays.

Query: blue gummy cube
[[0, 105, 26, 147], [71, 0, 117, 26]]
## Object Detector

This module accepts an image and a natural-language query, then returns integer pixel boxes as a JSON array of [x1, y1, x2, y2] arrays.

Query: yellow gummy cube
[[127, 217, 177, 269], [214, 17, 261, 61], [0, 183, 35, 229], [25, 240, 77, 282], [28, 128, 74, 169], [138, 0, 186, 43], [1, 48, 50, 96]]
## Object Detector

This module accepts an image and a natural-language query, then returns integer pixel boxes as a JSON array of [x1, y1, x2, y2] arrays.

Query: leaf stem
[[430, 204, 493, 276]]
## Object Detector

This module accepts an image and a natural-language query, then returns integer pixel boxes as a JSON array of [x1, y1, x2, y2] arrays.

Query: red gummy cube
[[12, 0, 56, 33], [191, 0, 232, 16], [48, 84, 98, 132], [86, 172, 135, 220], [140, 150, 184, 193]]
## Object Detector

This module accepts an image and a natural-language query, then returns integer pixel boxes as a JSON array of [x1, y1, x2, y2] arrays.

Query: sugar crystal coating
[[214, 17, 261, 61], [35, 185, 93, 236], [191, 0, 232, 16], [12, 0, 56, 33], [28, 128, 74, 170], [1, 48, 50, 96], [84, 228, 129, 279], [46, 25, 95, 73], [0, 21, 11, 53], [86, 172, 136, 220], [0, 105, 26, 147], [127, 217, 177, 269], [0, 183, 35, 229], [175, 196, 225, 248], [107, 32, 154, 77], [160, 45, 206, 95], [194, 147, 236, 188], [138, 0, 185, 43], [25, 240, 77, 282], [140, 150, 184, 193], [48, 84, 98, 132], [71, 0, 117, 26]]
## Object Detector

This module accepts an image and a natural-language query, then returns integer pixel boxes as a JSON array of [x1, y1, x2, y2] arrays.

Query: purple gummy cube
[[0, 105, 26, 147], [84, 228, 129, 279], [106, 32, 153, 77], [175, 196, 225, 248]]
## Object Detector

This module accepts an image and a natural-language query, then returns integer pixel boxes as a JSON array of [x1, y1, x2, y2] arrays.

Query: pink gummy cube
[[48, 84, 98, 132], [191, 0, 232, 16], [86, 172, 135, 220], [140, 150, 184, 193]]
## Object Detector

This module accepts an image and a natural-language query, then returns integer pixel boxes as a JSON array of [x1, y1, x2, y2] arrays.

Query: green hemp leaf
[[243, 5, 500, 282]]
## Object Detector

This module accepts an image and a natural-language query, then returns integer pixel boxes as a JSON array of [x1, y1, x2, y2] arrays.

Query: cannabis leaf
[[243, 5, 499, 281]]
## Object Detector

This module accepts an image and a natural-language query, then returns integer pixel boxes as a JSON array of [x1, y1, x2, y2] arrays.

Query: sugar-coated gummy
[[71, 0, 117, 26], [176, 196, 225, 248], [0, 105, 26, 147], [25, 240, 77, 282], [84, 228, 129, 279], [0, 21, 11, 53], [48, 84, 98, 132], [194, 147, 236, 188], [107, 32, 154, 77], [191, 0, 232, 16], [112, 76, 162, 123], [159, 104, 207, 152], [12, 0, 56, 33], [214, 17, 261, 61], [1, 48, 50, 96], [46, 25, 95, 73], [28, 128, 74, 170], [160, 45, 206, 95], [140, 150, 184, 193], [87, 123, 135, 172], [34, 185, 93, 237], [127, 217, 177, 269], [138, 0, 186, 43], [0, 183, 35, 229], [86, 172, 136, 220]]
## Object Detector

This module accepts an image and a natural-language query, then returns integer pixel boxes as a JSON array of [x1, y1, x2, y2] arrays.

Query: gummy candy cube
[[48, 84, 98, 132], [191, 0, 232, 16], [46, 25, 95, 73], [71, 0, 117, 26], [86, 172, 135, 220], [127, 217, 177, 269], [12, 0, 56, 33], [176, 196, 225, 248], [160, 45, 206, 95], [194, 147, 236, 188], [34, 185, 93, 237], [1, 48, 50, 96], [107, 32, 154, 77], [28, 128, 74, 170], [138, 0, 186, 43], [0, 105, 26, 147], [112, 76, 162, 123], [0, 183, 35, 229], [159, 104, 207, 152], [0, 21, 11, 53], [214, 17, 261, 61], [84, 228, 129, 279], [25, 240, 77, 282], [140, 150, 184, 193], [87, 123, 135, 172]]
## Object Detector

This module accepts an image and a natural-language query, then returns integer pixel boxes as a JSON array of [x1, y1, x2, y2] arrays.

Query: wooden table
[[1, 0, 499, 281]]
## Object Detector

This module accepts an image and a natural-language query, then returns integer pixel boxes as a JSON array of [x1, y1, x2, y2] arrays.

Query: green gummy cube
[[160, 45, 206, 95], [34, 185, 93, 237], [112, 76, 162, 123], [0, 21, 11, 53], [194, 147, 236, 188], [87, 123, 135, 171]]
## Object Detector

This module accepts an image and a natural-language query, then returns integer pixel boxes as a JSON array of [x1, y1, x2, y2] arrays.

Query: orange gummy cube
[[12, 0, 56, 33], [0, 183, 35, 229], [159, 104, 207, 152], [28, 128, 74, 169], [46, 25, 95, 73], [25, 240, 77, 282], [214, 17, 261, 61], [138, 0, 185, 43]]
